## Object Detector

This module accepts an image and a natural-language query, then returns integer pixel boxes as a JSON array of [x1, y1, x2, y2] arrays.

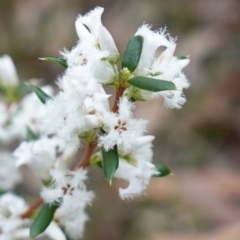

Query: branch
[[111, 85, 125, 113], [76, 140, 98, 169], [20, 198, 43, 219]]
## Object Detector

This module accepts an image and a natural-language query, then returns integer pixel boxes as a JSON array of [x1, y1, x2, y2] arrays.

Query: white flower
[[0, 86, 53, 143], [41, 168, 94, 211], [41, 92, 83, 151], [0, 152, 21, 191], [82, 83, 110, 123], [41, 168, 94, 240], [62, 39, 117, 85], [114, 138, 157, 199], [42, 67, 110, 150], [0, 193, 26, 237], [87, 48, 117, 84], [0, 55, 19, 86], [41, 70, 88, 149], [75, 7, 118, 56], [56, 208, 89, 240], [13, 137, 66, 181], [134, 25, 172, 76], [99, 97, 148, 153], [61, 7, 119, 85], [11, 86, 53, 134], [126, 24, 190, 108], [150, 56, 190, 109], [0, 193, 66, 240]]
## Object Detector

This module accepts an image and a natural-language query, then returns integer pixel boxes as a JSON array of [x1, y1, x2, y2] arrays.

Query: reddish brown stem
[[20, 198, 43, 219], [111, 86, 125, 113], [76, 140, 98, 169]]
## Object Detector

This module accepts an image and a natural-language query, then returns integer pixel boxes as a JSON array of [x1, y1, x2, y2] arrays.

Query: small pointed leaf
[[27, 84, 51, 104], [152, 162, 171, 177], [30, 203, 58, 239], [102, 145, 119, 181], [0, 190, 6, 196], [26, 126, 38, 142], [39, 57, 67, 68], [18, 83, 30, 97], [177, 56, 188, 60], [122, 35, 143, 72], [128, 76, 176, 92]]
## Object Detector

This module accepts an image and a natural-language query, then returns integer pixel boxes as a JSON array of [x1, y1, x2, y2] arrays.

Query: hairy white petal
[[98, 26, 118, 54], [14, 137, 66, 180], [76, 7, 104, 39], [44, 222, 67, 240]]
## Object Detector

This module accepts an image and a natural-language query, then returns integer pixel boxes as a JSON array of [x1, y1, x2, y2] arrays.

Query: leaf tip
[[24, 81, 30, 87], [29, 229, 37, 239]]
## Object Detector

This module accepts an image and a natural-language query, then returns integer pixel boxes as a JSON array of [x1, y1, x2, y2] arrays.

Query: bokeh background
[[1, 0, 240, 239]]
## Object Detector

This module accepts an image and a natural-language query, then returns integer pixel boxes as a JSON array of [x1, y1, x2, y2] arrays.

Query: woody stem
[[76, 141, 98, 169], [111, 85, 125, 113], [20, 198, 43, 219]]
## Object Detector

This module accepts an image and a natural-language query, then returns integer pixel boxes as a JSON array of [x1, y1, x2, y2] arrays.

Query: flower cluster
[[0, 193, 67, 240], [42, 168, 94, 239], [0, 193, 27, 239], [0, 6, 190, 240], [0, 56, 68, 239], [126, 25, 190, 108], [0, 55, 53, 144]]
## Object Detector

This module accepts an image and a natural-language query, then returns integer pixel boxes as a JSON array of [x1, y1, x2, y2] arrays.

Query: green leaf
[[0, 190, 6, 196], [26, 126, 38, 142], [39, 57, 67, 68], [122, 35, 143, 72], [152, 162, 171, 177], [177, 56, 188, 60], [0, 84, 6, 95], [128, 76, 176, 92], [27, 84, 51, 104], [102, 145, 119, 181], [18, 83, 30, 96], [30, 203, 58, 239]]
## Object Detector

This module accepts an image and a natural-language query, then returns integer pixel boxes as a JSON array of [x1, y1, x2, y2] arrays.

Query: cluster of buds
[[0, 6, 190, 240]]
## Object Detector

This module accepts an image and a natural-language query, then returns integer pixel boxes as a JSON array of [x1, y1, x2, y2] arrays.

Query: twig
[[20, 198, 43, 219], [76, 141, 98, 169], [111, 85, 125, 113]]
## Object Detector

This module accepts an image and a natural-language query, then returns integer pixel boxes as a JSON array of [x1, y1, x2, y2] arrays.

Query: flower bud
[[134, 135, 155, 150], [0, 55, 19, 86], [83, 115, 101, 129]]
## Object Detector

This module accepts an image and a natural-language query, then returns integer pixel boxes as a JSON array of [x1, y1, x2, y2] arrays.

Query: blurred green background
[[1, 0, 240, 239]]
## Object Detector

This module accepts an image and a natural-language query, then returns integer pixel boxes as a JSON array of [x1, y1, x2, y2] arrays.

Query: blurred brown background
[[1, 0, 240, 239]]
